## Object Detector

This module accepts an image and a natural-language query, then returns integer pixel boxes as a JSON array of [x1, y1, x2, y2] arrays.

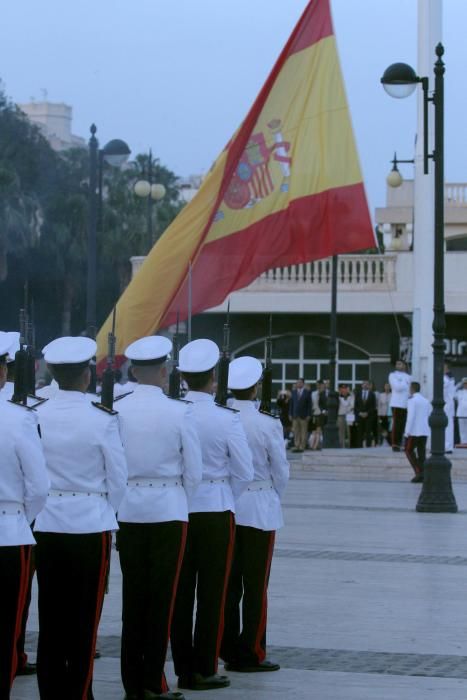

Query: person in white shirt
[[34, 336, 128, 700], [456, 378, 467, 445], [337, 384, 354, 448], [0, 332, 49, 699], [117, 336, 202, 700], [0, 331, 20, 402], [171, 339, 254, 692], [404, 381, 431, 483], [444, 362, 456, 452], [388, 359, 412, 451], [220, 356, 289, 673]]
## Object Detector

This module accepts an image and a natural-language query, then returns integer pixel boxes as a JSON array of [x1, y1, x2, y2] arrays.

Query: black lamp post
[[86, 124, 131, 340], [323, 254, 340, 448], [381, 44, 457, 513]]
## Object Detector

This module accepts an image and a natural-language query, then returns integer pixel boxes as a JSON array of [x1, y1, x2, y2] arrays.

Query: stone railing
[[445, 183, 467, 206], [243, 254, 397, 292]]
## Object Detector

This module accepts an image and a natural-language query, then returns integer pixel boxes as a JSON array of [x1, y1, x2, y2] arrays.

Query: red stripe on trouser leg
[[9, 546, 30, 688], [253, 533, 275, 663], [160, 523, 187, 694], [215, 513, 236, 666], [82, 532, 110, 700]]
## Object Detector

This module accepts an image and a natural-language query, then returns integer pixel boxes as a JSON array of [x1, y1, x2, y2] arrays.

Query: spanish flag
[[97, 0, 374, 361]]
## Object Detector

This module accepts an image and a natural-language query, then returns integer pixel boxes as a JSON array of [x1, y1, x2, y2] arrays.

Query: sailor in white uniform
[[444, 362, 456, 452], [116, 335, 202, 700], [0, 331, 20, 401], [220, 356, 289, 672], [404, 381, 431, 483], [171, 339, 254, 692], [388, 359, 412, 450], [34, 336, 128, 700], [0, 332, 49, 699]]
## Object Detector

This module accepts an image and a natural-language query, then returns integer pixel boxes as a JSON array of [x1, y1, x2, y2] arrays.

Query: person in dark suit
[[354, 380, 377, 447], [288, 378, 311, 452]]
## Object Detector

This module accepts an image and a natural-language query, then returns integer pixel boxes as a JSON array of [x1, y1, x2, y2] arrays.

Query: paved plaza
[[11, 447, 467, 699]]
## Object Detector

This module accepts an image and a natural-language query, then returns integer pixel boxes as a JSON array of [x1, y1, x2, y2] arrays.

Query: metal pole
[[187, 261, 192, 342], [323, 255, 340, 448], [147, 150, 154, 248], [417, 44, 457, 512], [86, 124, 98, 340]]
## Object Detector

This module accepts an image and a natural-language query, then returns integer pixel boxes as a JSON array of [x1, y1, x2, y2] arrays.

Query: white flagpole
[[187, 261, 192, 342]]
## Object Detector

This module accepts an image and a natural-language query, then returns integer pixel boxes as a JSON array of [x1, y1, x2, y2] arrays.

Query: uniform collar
[[55, 389, 88, 400], [185, 390, 214, 402], [232, 399, 257, 411], [133, 384, 163, 394]]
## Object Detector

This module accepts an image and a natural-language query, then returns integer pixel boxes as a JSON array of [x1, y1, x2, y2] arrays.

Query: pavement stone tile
[[11, 470, 467, 699]]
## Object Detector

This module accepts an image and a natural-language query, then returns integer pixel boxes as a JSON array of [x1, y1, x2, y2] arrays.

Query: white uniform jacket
[[36, 379, 60, 400], [116, 385, 202, 523], [0, 380, 14, 401], [184, 391, 254, 514], [0, 401, 49, 545], [389, 371, 412, 409], [404, 393, 431, 437], [34, 390, 128, 534], [231, 400, 289, 531]]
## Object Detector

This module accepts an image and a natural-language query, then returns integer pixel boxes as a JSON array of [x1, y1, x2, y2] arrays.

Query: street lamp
[[381, 44, 457, 513], [386, 152, 414, 189], [86, 124, 130, 341], [134, 150, 166, 251]]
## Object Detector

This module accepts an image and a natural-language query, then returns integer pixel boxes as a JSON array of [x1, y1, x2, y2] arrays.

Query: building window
[[233, 333, 370, 393]]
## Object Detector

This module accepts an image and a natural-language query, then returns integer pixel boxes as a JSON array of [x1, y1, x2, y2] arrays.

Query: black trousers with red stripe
[[391, 407, 407, 448], [117, 521, 187, 696], [171, 511, 235, 678], [221, 526, 275, 666], [35, 531, 111, 700], [405, 435, 427, 475], [0, 544, 31, 699]]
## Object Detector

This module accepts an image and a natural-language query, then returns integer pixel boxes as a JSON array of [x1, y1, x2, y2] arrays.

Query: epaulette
[[168, 397, 193, 403], [259, 409, 280, 419], [8, 399, 35, 411], [114, 391, 134, 402], [91, 401, 118, 416], [215, 403, 239, 412]]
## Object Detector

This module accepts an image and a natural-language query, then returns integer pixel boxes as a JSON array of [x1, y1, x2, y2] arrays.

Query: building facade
[[18, 100, 85, 151]]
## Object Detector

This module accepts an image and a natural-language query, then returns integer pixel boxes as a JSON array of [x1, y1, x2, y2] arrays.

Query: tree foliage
[[0, 83, 184, 345]]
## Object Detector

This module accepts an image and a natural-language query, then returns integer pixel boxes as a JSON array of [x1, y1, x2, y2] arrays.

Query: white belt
[[48, 489, 107, 498], [127, 477, 182, 488], [0, 501, 25, 515], [202, 478, 228, 485], [247, 479, 274, 492]]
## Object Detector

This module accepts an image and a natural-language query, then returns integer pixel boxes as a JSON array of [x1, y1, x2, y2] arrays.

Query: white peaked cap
[[0, 331, 12, 357], [178, 339, 220, 373], [228, 356, 263, 390], [125, 335, 172, 362], [42, 336, 97, 365], [6, 331, 20, 362]]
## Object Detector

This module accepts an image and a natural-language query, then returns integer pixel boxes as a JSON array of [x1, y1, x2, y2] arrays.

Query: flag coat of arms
[[97, 0, 375, 362]]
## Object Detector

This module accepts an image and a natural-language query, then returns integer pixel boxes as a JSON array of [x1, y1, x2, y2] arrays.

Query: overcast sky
[[1, 1, 465, 220]]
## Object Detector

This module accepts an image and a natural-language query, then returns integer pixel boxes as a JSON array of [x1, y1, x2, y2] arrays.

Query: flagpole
[[187, 261, 192, 342], [323, 254, 340, 448]]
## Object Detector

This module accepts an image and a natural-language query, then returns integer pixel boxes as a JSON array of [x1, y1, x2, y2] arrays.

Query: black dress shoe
[[225, 659, 281, 673], [94, 648, 101, 659], [178, 673, 230, 690], [16, 661, 37, 676], [392, 446, 401, 452], [411, 474, 424, 483]]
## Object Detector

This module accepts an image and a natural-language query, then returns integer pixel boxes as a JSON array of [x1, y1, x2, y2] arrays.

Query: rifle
[[11, 308, 29, 406], [100, 307, 117, 411], [259, 315, 273, 413], [25, 298, 37, 396], [215, 300, 230, 406], [169, 312, 181, 399]]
